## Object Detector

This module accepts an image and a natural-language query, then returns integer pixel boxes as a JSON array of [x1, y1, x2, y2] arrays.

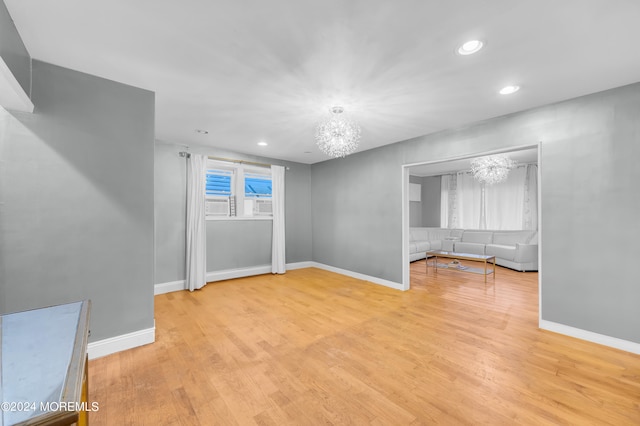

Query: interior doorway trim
[[401, 143, 541, 295]]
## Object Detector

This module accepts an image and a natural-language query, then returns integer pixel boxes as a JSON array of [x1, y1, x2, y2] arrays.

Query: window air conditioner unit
[[254, 199, 273, 216], [206, 198, 230, 216]]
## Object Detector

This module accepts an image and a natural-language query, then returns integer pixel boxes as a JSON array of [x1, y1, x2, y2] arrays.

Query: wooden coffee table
[[426, 250, 496, 282]]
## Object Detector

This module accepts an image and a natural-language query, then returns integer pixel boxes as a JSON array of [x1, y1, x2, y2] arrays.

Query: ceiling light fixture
[[457, 40, 484, 55], [470, 154, 517, 185], [195, 129, 209, 134], [315, 106, 361, 158], [257, 141, 268, 146], [499, 85, 520, 95]]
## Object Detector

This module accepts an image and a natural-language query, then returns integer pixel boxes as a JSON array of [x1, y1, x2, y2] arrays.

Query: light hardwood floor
[[89, 262, 640, 425]]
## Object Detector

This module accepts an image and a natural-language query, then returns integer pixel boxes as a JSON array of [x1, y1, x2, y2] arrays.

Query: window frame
[[205, 167, 234, 198], [205, 160, 273, 221]]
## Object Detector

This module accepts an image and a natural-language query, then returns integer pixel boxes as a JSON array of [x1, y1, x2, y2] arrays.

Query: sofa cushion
[[453, 242, 486, 255], [409, 242, 418, 254], [515, 243, 538, 263], [492, 231, 532, 246], [450, 229, 464, 238], [440, 239, 455, 252], [409, 227, 429, 243], [427, 228, 452, 241], [461, 231, 493, 244], [415, 241, 431, 253], [429, 240, 443, 251], [486, 244, 516, 261], [527, 231, 538, 244]]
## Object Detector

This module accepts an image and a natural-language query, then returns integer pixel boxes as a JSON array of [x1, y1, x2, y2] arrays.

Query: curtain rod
[[179, 152, 287, 169]]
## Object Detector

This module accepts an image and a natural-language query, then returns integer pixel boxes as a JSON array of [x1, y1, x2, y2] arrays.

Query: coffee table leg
[[484, 259, 487, 283], [493, 257, 496, 280]]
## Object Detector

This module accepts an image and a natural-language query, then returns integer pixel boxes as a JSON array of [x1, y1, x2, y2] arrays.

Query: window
[[243, 172, 273, 216], [205, 161, 272, 219], [244, 173, 272, 198], [206, 169, 233, 197], [205, 168, 234, 217]]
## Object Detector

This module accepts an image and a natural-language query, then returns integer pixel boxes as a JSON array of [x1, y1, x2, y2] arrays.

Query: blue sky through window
[[206, 170, 232, 196], [245, 175, 272, 198]]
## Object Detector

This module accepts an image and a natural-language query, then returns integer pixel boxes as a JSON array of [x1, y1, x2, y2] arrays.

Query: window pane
[[245, 174, 272, 198], [206, 169, 232, 196]]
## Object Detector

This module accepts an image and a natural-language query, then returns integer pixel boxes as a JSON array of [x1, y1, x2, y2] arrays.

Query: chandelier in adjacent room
[[315, 106, 361, 158], [470, 154, 517, 185]]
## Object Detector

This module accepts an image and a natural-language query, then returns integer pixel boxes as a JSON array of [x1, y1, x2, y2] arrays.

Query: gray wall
[[154, 141, 187, 283], [421, 175, 441, 227], [408, 175, 422, 227], [0, 0, 30, 96], [154, 141, 312, 284], [207, 221, 272, 270], [312, 151, 401, 281], [0, 61, 155, 342], [311, 82, 640, 344], [407, 175, 442, 228]]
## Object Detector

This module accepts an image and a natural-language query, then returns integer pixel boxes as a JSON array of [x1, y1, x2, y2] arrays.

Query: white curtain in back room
[[441, 164, 537, 230]]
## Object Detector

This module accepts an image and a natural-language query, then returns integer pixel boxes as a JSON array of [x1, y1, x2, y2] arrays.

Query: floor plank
[[89, 263, 640, 425]]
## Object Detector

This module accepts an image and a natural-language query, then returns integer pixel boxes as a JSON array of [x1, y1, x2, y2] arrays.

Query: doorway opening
[[400, 143, 541, 312]]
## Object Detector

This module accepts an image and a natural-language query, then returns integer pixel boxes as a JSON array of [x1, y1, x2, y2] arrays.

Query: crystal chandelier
[[315, 106, 361, 158], [470, 154, 517, 185]]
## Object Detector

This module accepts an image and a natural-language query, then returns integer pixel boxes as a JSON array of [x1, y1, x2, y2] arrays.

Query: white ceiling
[[5, 0, 640, 164]]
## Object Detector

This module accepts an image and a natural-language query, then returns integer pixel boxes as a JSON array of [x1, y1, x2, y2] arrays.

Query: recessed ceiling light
[[195, 129, 209, 134], [499, 85, 520, 95], [457, 40, 484, 55], [258, 141, 268, 146]]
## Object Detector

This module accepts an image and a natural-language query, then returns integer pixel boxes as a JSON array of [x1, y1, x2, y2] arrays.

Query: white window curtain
[[483, 166, 527, 229], [440, 175, 449, 228], [441, 164, 537, 230], [456, 171, 484, 229], [186, 154, 207, 291], [522, 164, 538, 230], [271, 165, 286, 274], [441, 173, 459, 228]]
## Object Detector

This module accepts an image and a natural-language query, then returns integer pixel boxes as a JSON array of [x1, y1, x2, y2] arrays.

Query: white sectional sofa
[[408, 228, 462, 261], [409, 227, 538, 271]]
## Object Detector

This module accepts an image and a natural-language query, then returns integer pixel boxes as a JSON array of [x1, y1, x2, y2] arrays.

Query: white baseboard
[[154, 279, 185, 295], [88, 324, 156, 360], [539, 320, 640, 355], [153, 261, 403, 295], [206, 265, 272, 282], [285, 261, 316, 270], [309, 262, 404, 291], [154, 263, 312, 294]]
